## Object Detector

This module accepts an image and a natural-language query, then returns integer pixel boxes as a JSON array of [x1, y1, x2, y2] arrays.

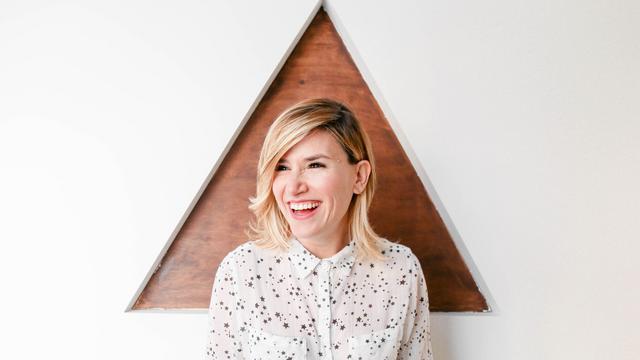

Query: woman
[[205, 98, 433, 359]]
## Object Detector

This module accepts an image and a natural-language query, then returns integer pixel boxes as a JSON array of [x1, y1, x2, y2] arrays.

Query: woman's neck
[[296, 220, 349, 259]]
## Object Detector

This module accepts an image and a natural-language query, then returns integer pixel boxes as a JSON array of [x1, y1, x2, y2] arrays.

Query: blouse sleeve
[[398, 253, 434, 359], [204, 253, 244, 360]]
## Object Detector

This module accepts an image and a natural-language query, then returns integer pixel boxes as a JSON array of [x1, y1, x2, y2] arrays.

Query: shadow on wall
[[432, 315, 464, 360]]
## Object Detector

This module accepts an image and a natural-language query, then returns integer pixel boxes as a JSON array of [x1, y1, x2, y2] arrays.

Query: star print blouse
[[204, 237, 433, 360]]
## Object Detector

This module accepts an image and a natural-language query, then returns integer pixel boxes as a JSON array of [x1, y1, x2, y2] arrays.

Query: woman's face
[[272, 130, 370, 245]]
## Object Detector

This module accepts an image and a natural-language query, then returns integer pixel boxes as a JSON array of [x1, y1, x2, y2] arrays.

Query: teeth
[[290, 202, 320, 211]]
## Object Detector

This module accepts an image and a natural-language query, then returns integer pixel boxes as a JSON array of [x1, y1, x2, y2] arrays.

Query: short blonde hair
[[247, 98, 385, 262]]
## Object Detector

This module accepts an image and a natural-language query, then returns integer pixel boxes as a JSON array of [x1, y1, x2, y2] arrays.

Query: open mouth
[[289, 201, 321, 220]]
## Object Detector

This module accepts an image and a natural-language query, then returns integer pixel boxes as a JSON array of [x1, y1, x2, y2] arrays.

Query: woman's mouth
[[288, 201, 321, 220]]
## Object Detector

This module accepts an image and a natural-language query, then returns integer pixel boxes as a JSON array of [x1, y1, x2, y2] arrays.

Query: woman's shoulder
[[219, 240, 282, 266], [221, 240, 258, 260], [374, 238, 425, 285], [376, 237, 421, 263]]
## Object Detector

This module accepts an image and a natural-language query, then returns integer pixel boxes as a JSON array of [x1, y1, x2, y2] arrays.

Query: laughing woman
[[204, 98, 433, 359]]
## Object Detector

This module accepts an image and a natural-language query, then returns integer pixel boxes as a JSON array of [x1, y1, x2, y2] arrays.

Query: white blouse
[[204, 237, 433, 360]]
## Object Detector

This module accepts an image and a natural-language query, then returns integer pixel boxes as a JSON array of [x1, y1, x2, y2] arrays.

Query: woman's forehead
[[279, 131, 344, 161]]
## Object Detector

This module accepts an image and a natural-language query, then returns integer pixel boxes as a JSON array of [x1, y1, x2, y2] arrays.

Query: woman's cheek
[[315, 172, 340, 192]]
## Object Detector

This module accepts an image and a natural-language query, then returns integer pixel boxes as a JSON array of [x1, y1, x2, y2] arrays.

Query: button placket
[[317, 260, 333, 359]]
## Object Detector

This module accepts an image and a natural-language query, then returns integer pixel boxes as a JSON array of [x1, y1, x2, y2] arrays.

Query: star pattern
[[204, 237, 433, 359]]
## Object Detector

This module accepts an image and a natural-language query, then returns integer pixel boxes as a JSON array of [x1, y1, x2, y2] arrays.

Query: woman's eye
[[308, 162, 325, 169], [275, 165, 289, 171]]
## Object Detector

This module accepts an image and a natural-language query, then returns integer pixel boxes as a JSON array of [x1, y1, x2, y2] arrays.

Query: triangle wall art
[[128, 6, 490, 313]]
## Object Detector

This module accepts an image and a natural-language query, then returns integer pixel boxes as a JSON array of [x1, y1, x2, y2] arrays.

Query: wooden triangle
[[130, 8, 488, 312]]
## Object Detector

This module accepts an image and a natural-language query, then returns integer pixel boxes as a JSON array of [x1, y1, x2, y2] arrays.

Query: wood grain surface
[[132, 8, 488, 312]]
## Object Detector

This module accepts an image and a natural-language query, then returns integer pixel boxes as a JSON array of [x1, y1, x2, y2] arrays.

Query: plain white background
[[1, 0, 638, 359]]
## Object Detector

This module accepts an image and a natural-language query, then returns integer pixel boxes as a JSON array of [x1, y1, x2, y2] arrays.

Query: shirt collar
[[287, 237, 356, 280]]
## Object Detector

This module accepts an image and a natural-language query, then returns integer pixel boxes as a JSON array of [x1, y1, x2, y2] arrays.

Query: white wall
[[1, 0, 638, 359]]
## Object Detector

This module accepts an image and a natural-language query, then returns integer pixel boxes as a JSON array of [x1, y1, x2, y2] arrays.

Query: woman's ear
[[353, 160, 371, 194]]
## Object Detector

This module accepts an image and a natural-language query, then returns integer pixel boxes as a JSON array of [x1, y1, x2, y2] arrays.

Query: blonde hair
[[247, 98, 385, 262]]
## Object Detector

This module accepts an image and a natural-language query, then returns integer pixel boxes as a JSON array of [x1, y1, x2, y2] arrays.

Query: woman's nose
[[285, 171, 308, 196]]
